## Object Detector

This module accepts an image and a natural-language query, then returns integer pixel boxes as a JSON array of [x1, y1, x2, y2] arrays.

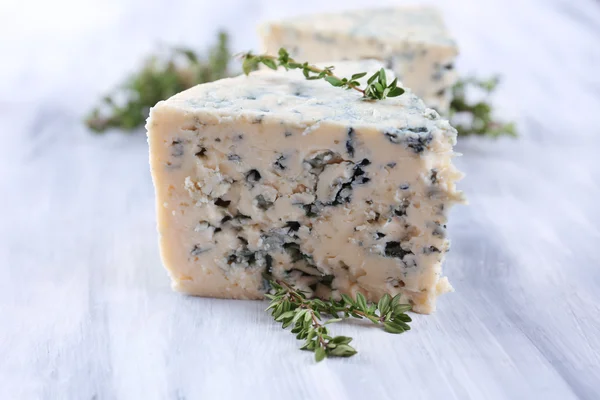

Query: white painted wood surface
[[1, 0, 600, 398]]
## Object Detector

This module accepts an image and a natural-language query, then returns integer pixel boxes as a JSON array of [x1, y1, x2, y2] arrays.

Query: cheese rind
[[259, 6, 458, 114], [147, 61, 464, 313]]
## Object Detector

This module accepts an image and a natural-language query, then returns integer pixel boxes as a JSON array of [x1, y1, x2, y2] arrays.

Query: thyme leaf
[[266, 279, 412, 362], [85, 31, 230, 133]]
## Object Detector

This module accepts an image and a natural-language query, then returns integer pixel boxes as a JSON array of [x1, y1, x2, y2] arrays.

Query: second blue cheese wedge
[[147, 60, 464, 313], [259, 6, 458, 114]]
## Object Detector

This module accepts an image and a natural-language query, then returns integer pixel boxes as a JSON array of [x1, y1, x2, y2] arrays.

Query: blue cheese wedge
[[147, 60, 464, 314], [259, 6, 458, 114]]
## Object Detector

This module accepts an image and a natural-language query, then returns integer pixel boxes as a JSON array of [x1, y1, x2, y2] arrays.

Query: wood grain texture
[[1, 0, 599, 399]]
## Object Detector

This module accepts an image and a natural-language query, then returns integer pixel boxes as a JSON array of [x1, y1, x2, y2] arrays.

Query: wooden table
[[1, 0, 599, 398]]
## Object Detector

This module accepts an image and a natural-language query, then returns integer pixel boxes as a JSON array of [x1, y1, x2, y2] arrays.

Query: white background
[[1, 0, 599, 399]]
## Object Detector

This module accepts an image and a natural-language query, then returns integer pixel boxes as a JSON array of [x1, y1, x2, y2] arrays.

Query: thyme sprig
[[266, 279, 412, 362], [240, 48, 405, 100], [85, 31, 231, 133], [450, 76, 517, 138]]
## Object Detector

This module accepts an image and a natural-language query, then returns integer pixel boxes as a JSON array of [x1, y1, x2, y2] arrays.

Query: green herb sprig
[[450, 76, 517, 138], [240, 48, 405, 101], [266, 279, 412, 362], [85, 31, 231, 133]]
